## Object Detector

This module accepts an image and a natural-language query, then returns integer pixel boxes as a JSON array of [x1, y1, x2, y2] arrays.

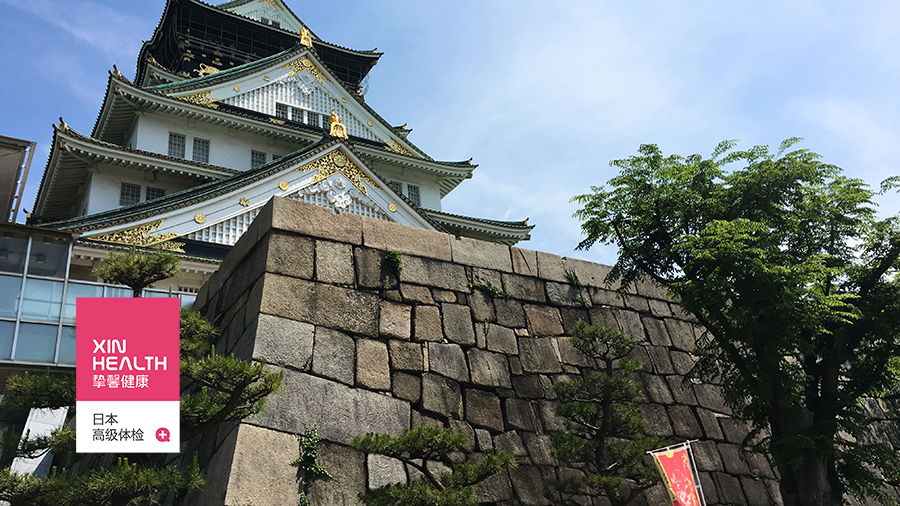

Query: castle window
[[276, 103, 289, 119], [145, 187, 166, 201], [251, 150, 267, 169], [192, 138, 210, 163], [119, 183, 141, 206], [407, 184, 420, 206], [387, 180, 402, 193], [168, 132, 186, 158]]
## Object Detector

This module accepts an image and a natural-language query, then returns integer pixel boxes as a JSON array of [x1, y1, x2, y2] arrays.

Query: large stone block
[[465, 389, 504, 432], [428, 343, 469, 383], [271, 197, 363, 245], [355, 247, 395, 290], [667, 405, 703, 439], [508, 465, 550, 505], [362, 215, 452, 261], [399, 255, 467, 291], [389, 340, 424, 371], [252, 313, 314, 371], [518, 338, 562, 374], [474, 469, 514, 503], [468, 290, 495, 322], [665, 318, 697, 351], [485, 324, 518, 355], [379, 300, 411, 340], [666, 375, 698, 406], [261, 273, 379, 337], [494, 298, 526, 328], [511, 247, 538, 277], [252, 369, 410, 444], [316, 239, 354, 285], [221, 424, 302, 505], [467, 348, 512, 388], [442, 303, 476, 345], [617, 309, 646, 341], [535, 251, 567, 283], [312, 327, 356, 385], [413, 304, 442, 342], [646, 346, 675, 375], [306, 441, 367, 506], [524, 305, 564, 336], [523, 433, 555, 466], [642, 373, 674, 404], [563, 257, 614, 289], [421, 373, 462, 419], [392, 372, 421, 403], [642, 316, 672, 347], [367, 454, 407, 490], [501, 273, 546, 303], [504, 398, 540, 432], [545, 282, 590, 308], [400, 283, 434, 304], [640, 403, 674, 437], [357, 339, 390, 391], [451, 236, 512, 272], [266, 232, 315, 280]]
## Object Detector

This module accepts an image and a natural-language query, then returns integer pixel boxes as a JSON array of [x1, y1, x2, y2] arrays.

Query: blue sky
[[1, 0, 898, 266]]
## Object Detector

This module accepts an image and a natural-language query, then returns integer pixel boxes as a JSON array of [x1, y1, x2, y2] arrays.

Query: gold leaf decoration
[[297, 150, 381, 196], [385, 139, 415, 157], [240, 198, 250, 207], [280, 55, 328, 84], [279, 181, 289, 191], [194, 213, 206, 224], [86, 220, 184, 252], [176, 90, 219, 107]]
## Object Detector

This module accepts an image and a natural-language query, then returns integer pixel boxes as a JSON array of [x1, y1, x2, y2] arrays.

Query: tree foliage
[[573, 139, 900, 505], [92, 246, 180, 297], [351, 426, 517, 506], [546, 321, 661, 506]]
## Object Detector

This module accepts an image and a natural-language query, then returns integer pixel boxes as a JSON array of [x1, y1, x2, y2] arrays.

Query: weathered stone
[[715, 472, 745, 505], [535, 251, 567, 282], [494, 298, 526, 328], [367, 454, 406, 490], [433, 289, 456, 303], [694, 383, 731, 414], [536, 400, 563, 432], [590, 286, 625, 308], [741, 476, 773, 506], [465, 389, 503, 432], [642, 373, 674, 404], [494, 431, 527, 457], [696, 408, 725, 440], [523, 433, 555, 466], [306, 441, 367, 506], [316, 240, 354, 285], [720, 416, 750, 444], [485, 324, 518, 355], [508, 356, 523, 376], [467, 348, 512, 388], [642, 316, 672, 346], [524, 304, 564, 336], [511, 247, 538, 276], [647, 298, 672, 317], [252, 369, 409, 444], [266, 232, 314, 280], [428, 343, 469, 383], [468, 290, 495, 322], [670, 350, 697, 376], [667, 405, 703, 438], [392, 372, 421, 403], [356, 247, 394, 289], [719, 444, 751, 475], [518, 338, 562, 374], [665, 318, 696, 351], [617, 309, 646, 341], [666, 375, 698, 405], [380, 301, 411, 340], [508, 465, 550, 505], [504, 398, 540, 432], [411, 410, 443, 428], [563, 257, 613, 289], [471, 267, 503, 290], [451, 236, 512, 272], [646, 346, 675, 374], [357, 339, 390, 390], [261, 274, 380, 336], [624, 295, 651, 313], [251, 313, 314, 371], [545, 282, 590, 308], [640, 403, 674, 437], [512, 375, 549, 399], [474, 428, 493, 451], [634, 277, 669, 300], [629, 345, 654, 373], [559, 308, 589, 334], [746, 452, 776, 480], [502, 273, 546, 303], [271, 197, 363, 244], [362, 215, 452, 261], [220, 425, 302, 506], [692, 440, 725, 472], [448, 420, 476, 451], [442, 303, 476, 345], [389, 340, 423, 371], [312, 327, 355, 385], [421, 373, 462, 419], [698, 472, 719, 504], [400, 283, 434, 304], [413, 304, 442, 342], [474, 468, 514, 503], [401, 255, 468, 291]]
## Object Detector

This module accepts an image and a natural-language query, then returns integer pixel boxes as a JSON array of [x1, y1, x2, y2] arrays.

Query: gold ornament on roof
[[300, 26, 313, 48], [112, 65, 123, 78], [193, 63, 220, 77], [298, 150, 381, 196], [261, 0, 281, 9], [329, 109, 348, 139], [194, 213, 206, 224], [388, 204, 397, 212], [58, 117, 68, 131], [385, 139, 414, 157], [176, 90, 219, 107], [280, 55, 328, 84], [86, 219, 184, 252], [279, 181, 290, 191], [240, 197, 250, 207]]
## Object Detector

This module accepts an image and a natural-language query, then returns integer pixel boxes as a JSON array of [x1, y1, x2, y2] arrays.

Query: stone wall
[[183, 197, 897, 505]]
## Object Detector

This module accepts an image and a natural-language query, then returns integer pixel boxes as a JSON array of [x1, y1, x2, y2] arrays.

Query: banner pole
[[685, 441, 707, 506]]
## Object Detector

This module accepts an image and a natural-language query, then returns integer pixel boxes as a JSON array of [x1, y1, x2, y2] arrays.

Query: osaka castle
[[28, 0, 533, 290]]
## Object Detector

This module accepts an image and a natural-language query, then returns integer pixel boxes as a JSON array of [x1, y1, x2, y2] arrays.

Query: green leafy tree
[[92, 246, 180, 297], [350, 426, 517, 506], [572, 138, 900, 506], [546, 321, 661, 506], [0, 249, 283, 505]]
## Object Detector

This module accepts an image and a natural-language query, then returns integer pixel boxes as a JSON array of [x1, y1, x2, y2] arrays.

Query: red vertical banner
[[76, 298, 180, 453], [651, 443, 703, 506]]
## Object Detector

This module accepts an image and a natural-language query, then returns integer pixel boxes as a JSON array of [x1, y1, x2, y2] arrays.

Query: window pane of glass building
[[58, 326, 76, 364], [63, 282, 104, 324], [251, 150, 267, 169], [192, 138, 210, 164], [0, 231, 28, 273], [119, 183, 141, 206], [145, 187, 166, 201], [168, 132, 186, 158], [0, 321, 14, 359], [21, 278, 64, 321], [28, 235, 68, 278], [0, 274, 21, 318], [407, 184, 421, 206], [14, 323, 57, 363]]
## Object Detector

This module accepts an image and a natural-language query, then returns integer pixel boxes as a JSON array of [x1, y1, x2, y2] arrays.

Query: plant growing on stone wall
[[385, 250, 403, 281], [466, 281, 511, 300], [292, 427, 332, 506], [546, 320, 661, 506], [351, 425, 517, 506]]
